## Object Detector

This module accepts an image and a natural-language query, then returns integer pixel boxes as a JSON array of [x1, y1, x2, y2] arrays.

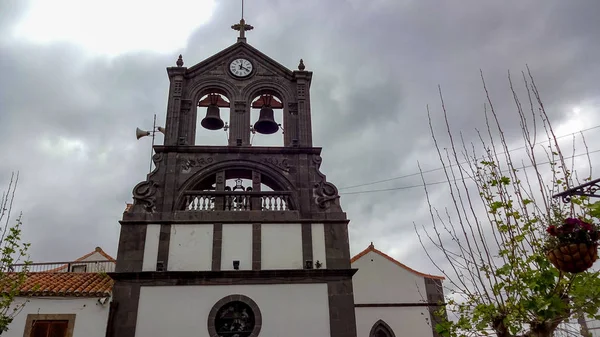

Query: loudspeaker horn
[[136, 127, 151, 140], [157, 126, 166, 134]]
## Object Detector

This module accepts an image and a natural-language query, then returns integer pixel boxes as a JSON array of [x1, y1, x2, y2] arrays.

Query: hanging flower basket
[[546, 243, 598, 273], [545, 218, 599, 273]]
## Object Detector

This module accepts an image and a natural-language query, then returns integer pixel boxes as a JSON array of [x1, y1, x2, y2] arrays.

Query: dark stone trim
[[212, 223, 223, 271], [252, 224, 261, 270], [154, 145, 322, 155], [107, 268, 357, 282], [301, 223, 313, 266], [327, 278, 357, 337], [115, 225, 147, 273], [369, 319, 396, 337], [355, 302, 446, 308], [108, 282, 141, 337], [156, 224, 171, 271], [207, 295, 262, 337], [122, 211, 349, 223], [105, 301, 118, 337], [425, 278, 446, 337], [324, 222, 351, 269]]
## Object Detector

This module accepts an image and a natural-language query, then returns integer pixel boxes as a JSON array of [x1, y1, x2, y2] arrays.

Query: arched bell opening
[[195, 92, 231, 145], [250, 93, 284, 147], [181, 167, 294, 212]]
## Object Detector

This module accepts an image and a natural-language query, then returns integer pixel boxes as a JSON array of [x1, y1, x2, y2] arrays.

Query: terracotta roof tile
[[6, 272, 113, 297], [351, 242, 445, 280]]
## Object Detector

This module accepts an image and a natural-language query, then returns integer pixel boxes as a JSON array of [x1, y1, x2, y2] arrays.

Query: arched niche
[[196, 93, 231, 145], [177, 161, 296, 212], [189, 80, 238, 145], [250, 93, 285, 146], [243, 80, 297, 147], [369, 320, 396, 337]]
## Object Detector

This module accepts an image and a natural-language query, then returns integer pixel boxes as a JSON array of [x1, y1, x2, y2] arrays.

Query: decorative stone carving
[[297, 84, 306, 99], [181, 157, 215, 173], [252, 171, 261, 184], [173, 81, 183, 96], [263, 157, 291, 173], [234, 101, 246, 114], [312, 155, 340, 209], [288, 102, 298, 115], [314, 180, 339, 209], [181, 99, 193, 113], [132, 180, 160, 212]]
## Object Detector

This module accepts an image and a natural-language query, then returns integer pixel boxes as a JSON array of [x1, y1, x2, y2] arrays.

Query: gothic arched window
[[369, 320, 396, 337]]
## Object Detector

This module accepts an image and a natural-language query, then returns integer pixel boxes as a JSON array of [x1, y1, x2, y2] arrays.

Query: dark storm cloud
[[1, 0, 599, 277]]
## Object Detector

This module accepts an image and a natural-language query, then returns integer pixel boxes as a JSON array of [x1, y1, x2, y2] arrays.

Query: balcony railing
[[9, 260, 116, 273], [183, 191, 292, 211]]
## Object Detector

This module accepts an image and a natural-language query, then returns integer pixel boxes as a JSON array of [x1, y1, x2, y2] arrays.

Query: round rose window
[[214, 301, 256, 337]]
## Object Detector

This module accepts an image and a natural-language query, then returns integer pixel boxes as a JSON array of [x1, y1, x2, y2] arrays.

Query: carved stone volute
[[131, 180, 160, 213], [312, 155, 341, 211]]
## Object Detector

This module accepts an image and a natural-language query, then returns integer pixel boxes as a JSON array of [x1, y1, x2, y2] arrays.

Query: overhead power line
[[338, 124, 600, 190], [340, 148, 600, 195]]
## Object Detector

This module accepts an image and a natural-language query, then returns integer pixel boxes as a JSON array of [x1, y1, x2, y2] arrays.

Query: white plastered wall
[[168, 224, 213, 271], [221, 224, 253, 271], [4, 297, 110, 337], [142, 224, 161, 271], [311, 223, 327, 268], [261, 223, 303, 269], [135, 284, 330, 337]]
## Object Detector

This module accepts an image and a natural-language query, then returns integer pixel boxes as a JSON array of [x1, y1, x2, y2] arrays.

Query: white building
[[5, 243, 444, 337]]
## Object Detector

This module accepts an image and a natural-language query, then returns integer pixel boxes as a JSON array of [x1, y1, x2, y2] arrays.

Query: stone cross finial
[[231, 0, 253, 42], [232, 19, 254, 42]]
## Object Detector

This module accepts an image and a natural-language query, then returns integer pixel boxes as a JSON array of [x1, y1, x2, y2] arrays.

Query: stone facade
[[108, 34, 357, 337]]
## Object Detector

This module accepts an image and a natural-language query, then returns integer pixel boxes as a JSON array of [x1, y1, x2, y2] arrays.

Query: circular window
[[208, 295, 262, 337]]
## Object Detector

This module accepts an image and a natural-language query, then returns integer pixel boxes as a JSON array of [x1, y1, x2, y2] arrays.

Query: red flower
[[546, 225, 558, 236]]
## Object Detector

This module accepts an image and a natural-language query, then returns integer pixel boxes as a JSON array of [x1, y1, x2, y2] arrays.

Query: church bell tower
[[108, 12, 357, 337]]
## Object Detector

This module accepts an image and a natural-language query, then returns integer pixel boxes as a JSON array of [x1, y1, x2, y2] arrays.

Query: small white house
[[5, 244, 445, 337], [4, 247, 115, 337]]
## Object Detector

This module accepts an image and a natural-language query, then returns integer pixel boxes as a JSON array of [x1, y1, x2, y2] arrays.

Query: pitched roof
[[48, 247, 116, 272], [8, 272, 113, 297], [351, 242, 445, 280]]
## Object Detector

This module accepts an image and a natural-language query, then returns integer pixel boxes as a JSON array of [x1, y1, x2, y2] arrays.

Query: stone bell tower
[[108, 13, 357, 337]]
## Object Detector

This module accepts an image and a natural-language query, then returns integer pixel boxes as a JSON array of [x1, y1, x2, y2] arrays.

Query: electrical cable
[[338, 124, 600, 190], [340, 148, 600, 195]]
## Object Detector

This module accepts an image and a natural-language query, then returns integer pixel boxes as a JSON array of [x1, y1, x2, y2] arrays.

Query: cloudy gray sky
[[1, 0, 600, 277]]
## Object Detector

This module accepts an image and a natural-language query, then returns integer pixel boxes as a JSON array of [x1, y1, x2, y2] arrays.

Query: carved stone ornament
[[234, 101, 246, 114], [312, 155, 340, 209], [288, 102, 298, 115], [182, 157, 215, 173], [132, 180, 160, 213], [252, 171, 261, 184], [263, 157, 291, 173], [314, 180, 340, 209], [181, 99, 193, 112]]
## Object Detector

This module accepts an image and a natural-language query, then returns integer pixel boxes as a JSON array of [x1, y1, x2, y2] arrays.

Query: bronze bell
[[201, 104, 225, 130], [253, 105, 279, 134]]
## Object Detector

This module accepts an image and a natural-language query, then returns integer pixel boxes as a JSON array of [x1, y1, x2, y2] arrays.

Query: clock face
[[229, 58, 253, 77]]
